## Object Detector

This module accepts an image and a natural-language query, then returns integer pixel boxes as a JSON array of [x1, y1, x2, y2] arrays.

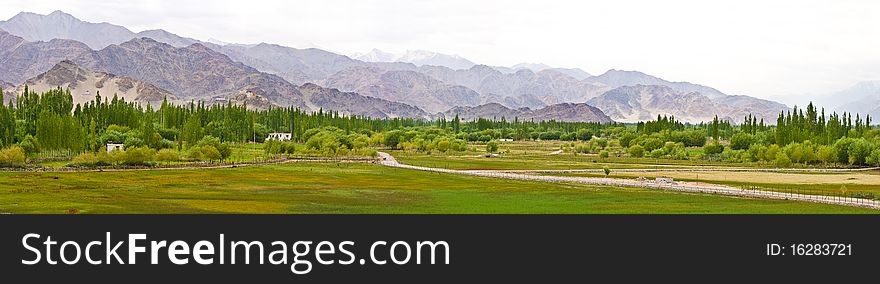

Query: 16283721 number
[[766, 243, 852, 256]]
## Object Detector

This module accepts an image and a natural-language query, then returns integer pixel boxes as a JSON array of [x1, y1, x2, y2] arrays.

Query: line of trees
[[0, 87, 624, 161], [3, 86, 880, 168]]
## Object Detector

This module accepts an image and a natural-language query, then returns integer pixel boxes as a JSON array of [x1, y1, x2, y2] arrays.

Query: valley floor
[[0, 161, 874, 214]]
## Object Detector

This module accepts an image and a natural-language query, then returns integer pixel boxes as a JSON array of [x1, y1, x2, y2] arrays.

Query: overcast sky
[[2, 0, 879, 106]]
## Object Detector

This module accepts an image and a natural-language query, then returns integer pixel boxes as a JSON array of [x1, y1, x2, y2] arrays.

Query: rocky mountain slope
[[135, 29, 201, 48], [586, 85, 785, 123], [297, 83, 429, 119], [69, 38, 428, 117], [443, 102, 613, 123], [417, 65, 608, 109], [16, 60, 177, 107], [583, 69, 727, 99], [0, 11, 135, 49], [322, 66, 481, 113], [217, 43, 366, 84], [0, 30, 93, 84], [71, 38, 305, 107]]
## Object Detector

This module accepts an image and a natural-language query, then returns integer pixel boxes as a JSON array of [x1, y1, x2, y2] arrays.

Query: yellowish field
[[598, 171, 880, 185], [549, 169, 880, 196]]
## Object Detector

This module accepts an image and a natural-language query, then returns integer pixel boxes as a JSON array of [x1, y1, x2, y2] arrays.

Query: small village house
[[266, 133, 292, 141], [106, 143, 124, 152]]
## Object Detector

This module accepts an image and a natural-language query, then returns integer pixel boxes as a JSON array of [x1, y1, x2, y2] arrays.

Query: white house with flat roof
[[266, 133, 292, 141], [106, 143, 124, 152]]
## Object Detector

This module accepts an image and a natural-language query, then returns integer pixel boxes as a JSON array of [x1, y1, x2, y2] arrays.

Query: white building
[[106, 143, 124, 152], [266, 133, 292, 141]]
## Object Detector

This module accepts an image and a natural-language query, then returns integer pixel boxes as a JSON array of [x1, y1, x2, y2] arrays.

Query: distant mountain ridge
[[0, 10, 135, 49], [584, 69, 727, 99], [353, 49, 476, 70], [0, 33, 432, 118], [322, 66, 481, 113], [0, 10, 801, 124], [586, 85, 787, 123], [443, 102, 613, 123]]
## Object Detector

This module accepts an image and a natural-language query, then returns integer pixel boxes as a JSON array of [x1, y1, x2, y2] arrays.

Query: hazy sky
[[2, 0, 879, 106]]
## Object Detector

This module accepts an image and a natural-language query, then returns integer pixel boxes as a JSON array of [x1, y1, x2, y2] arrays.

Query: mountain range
[[0, 10, 818, 124], [353, 49, 477, 70], [444, 102, 613, 123]]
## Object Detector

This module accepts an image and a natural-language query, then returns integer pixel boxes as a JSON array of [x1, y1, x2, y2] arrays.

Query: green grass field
[[0, 162, 873, 214], [391, 148, 760, 171]]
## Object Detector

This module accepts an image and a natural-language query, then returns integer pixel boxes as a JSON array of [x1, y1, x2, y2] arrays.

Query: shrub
[[156, 149, 180, 163], [704, 143, 724, 155], [121, 147, 156, 166], [280, 142, 296, 155], [628, 145, 645, 158], [746, 144, 767, 163], [123, 137, 145, 149], [197, 136, 222, 148], [436, 140, 450, 152], [217, 143, 232, 160], [576, 128, 594, 141], [618, 132, 638, 148], [99, 130, 126, 145], [594, 138, 608, 149], [19, 135, 39, 154], [351, 134, 369, 149], [265, 140, 283, 155], [729, 133, 754, 150], [599, 150, 609, 160], [72, 152, 99, 164], [538, 131, 561, 140], [0, 146, 26, 165], [383, 130, 403, 148], [816, 145, 837, 165], [449, 139, 467, 152], [70, 151, 112, 167], [486, 141, 499, 153], [847, 138, 872, 165], [199, 146, 221, 162], [774, 152, 792, 168], [649, 148, 664, 159], [640, 138, 664, 152], [764, 144, 781, 162]]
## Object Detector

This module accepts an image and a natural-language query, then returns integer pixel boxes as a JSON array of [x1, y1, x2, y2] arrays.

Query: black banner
[[1, 215, 876, 282]]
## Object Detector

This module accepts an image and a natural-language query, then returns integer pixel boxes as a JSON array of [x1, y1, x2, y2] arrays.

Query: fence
[[379, 155, 880, 210], [644, 182, 880, 210]]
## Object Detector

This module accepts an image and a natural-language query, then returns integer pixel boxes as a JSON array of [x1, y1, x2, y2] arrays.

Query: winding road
[[377, 152, 880, 210]]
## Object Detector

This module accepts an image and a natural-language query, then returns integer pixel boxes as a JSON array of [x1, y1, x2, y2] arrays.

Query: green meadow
[[0, 162, 873, 214]]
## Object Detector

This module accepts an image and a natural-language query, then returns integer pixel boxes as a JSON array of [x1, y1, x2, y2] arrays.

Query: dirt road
[[377, 152, 880, 210]]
